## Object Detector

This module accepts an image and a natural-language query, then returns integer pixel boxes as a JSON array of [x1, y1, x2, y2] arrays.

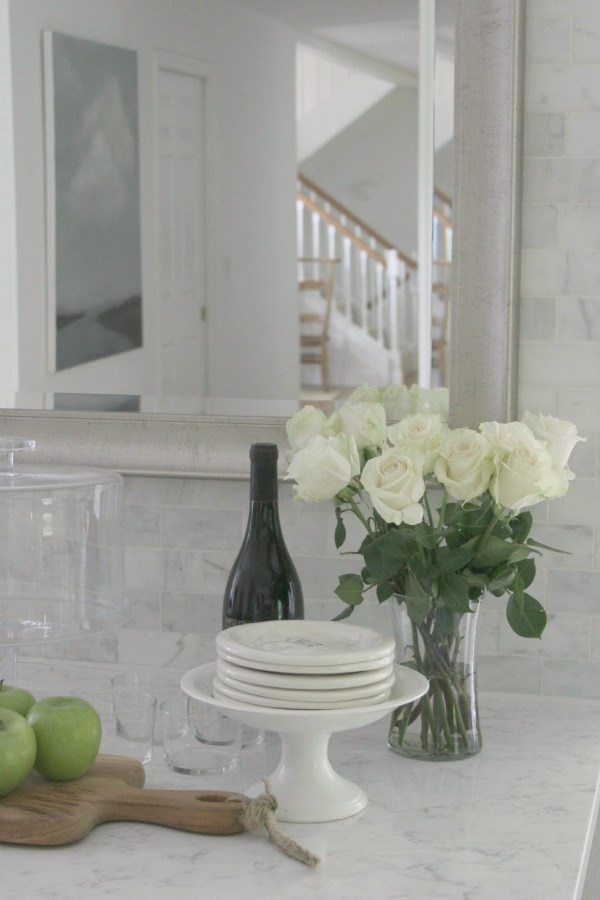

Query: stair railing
[[297, 174, 417, 382]]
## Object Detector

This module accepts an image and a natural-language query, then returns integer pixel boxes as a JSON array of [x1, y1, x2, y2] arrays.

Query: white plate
[[216, 620, 395, 668], [216, 657, 395, 690], [217, 668, 396, 703], [217, 647, 395, 675], [182, 662, 428, 732], [212, 675, 391, 710]]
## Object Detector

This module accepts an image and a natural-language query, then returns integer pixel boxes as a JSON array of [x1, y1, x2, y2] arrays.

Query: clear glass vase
[[388, 595, 482, 761]]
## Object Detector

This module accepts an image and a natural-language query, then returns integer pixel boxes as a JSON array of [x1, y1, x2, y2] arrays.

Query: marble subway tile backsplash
[[22, 471, 600, 702]]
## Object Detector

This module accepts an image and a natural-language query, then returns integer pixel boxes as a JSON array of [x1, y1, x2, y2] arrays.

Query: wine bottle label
[[223, 616, 251, 629]]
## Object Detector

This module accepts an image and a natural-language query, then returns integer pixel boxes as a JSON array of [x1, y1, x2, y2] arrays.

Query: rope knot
[[239, 780, 320, 868]]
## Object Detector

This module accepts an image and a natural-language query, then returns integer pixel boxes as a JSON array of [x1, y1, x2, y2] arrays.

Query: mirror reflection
[[1, 0, 455, 418]]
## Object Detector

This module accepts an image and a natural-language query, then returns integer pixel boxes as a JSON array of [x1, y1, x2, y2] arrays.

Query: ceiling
[[230, 0, 456, 71]]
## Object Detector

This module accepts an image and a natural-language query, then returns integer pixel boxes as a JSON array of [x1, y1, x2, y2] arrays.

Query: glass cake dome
[[0, 438, 129, 646]]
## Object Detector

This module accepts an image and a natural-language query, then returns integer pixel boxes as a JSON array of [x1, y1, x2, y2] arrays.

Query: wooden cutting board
[[0, 754, 248, 845]]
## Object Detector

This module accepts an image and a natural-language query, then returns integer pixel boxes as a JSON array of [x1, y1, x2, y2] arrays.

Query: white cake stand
[[181, 661, 428, 823]]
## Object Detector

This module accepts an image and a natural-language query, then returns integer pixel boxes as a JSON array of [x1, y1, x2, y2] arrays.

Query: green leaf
[[334, 573, 365, 607], [487, 564, 516, 594], [516, 558, 536, 589], [506, 592, 547, 638], [473, 535, 527, 568], [334, 512, 347, 549], [361, 566, 376, 585], [508, 545, 534, 563], [462, 570, 488, 592], [362, 529, 417, 582], [438, 573, 472, 613], [407, 559, 435, 596], [412, 524, 439, 550], [510, 511, 533, 543], [402, 594, 431, 624], [434, 604, 464, 635], [436, 543, 476, 574], [526, 537, 570, 555], [333, 604, 355, 622], [376, 582, 395, 604]]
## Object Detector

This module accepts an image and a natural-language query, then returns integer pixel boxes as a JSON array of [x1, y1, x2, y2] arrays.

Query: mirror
[[2, 0, 452, 416], [0, 0, 524, 475]]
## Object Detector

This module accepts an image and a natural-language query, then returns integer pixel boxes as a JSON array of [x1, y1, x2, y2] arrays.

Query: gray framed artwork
[[43, 31, 142, 372]]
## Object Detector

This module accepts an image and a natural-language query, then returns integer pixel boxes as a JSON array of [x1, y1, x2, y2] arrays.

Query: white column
[[417, 0, 435, 387], [0, 0, 19, 403]]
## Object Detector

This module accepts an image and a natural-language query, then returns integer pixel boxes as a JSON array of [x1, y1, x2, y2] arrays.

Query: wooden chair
[[298, 257, 338, 388]]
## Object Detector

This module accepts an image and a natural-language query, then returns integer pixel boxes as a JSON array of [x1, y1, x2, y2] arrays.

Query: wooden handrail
[[298, 193, 388, 267], [298, 172, 417, 270], [434, 186, 453, 208], [434, 208, 453, 229]]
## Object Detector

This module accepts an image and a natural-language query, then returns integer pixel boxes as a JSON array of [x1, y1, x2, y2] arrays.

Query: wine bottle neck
[[249, 456, 278, 502]]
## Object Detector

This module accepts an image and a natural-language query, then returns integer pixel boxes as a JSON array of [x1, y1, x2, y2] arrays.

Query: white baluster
[[375, 261, 384, 347], [311, 212, 320, 278], [296, 199, 305, 269], [359, 250, 368, 332], [343, 237, 352, 322], [385, 250, 403, 383]]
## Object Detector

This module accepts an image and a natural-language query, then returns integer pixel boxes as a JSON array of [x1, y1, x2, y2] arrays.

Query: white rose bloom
[[285, 405, 327, 454], [387, 413, 445, 475], [286, 433, 360, 502], [380, 384, 414, 422], [325, 402, 387, 451], [410, 385, 450, 420], [490, 443, 571, 511], [434, 428, 494, 502], [480, 420, 542, 453], [521, 411, 586, 470], [346, 384, 382, 404], [361, 447, 425, 525]]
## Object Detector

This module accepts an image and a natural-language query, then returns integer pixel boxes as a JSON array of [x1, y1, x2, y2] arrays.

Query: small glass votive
[[110, 670, 183, 745], [110, 686, 157, 765], [76, 690, 156, 765], [160, 695, 242, 776]]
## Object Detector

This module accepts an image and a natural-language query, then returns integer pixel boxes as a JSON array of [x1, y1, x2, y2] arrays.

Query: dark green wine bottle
[[222, 443, 304, 628]]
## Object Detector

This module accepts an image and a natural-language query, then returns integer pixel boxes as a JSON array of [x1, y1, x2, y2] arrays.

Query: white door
[[156, 65, 207, 400]]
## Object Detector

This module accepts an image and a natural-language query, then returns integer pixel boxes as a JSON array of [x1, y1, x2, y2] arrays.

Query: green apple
[[27, 696, 102, 782], [0, 707, 37, 796], [0, 680, 36, 717]]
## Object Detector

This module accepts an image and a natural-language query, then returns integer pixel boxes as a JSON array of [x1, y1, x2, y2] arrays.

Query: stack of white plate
[[213, 620, 396, 710]]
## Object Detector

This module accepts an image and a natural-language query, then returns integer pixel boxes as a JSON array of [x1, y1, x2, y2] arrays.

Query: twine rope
[[237, 781, 320, 867]]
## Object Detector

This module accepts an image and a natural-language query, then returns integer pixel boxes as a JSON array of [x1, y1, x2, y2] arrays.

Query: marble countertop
[[4, 660, 600, 900]]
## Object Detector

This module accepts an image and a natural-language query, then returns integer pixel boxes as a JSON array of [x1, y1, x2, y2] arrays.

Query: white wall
[[302, 86, 419, 258], [6, 0, 300, 403]]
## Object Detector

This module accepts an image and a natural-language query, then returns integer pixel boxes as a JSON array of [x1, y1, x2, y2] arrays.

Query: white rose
[[380, 384, 414, 422], [325, 402, 387, 451], [361, 447, 425, 525], [490, 443, 571, 511], [387, 413, 445, 475], [286, 433, 360, 502], [434, 428, 494, 502], [479, 420, 542, 453], [410, 385, 450, 420], [286, 405, 327, 454], [521, 411, 586, 470], [347, 384, 382, 404]]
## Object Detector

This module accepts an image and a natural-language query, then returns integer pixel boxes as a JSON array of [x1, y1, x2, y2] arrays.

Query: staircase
[[297, 174, 452, 389], [295, 42, 452, 389]]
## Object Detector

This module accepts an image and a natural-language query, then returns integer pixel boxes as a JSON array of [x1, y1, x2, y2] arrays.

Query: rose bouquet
[[285, 384, 584, 759]]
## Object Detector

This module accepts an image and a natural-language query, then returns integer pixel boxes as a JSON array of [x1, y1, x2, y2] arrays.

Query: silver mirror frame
[[0, 1, 525, 478]]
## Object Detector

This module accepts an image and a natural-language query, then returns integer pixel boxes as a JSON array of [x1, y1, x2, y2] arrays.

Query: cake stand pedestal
[[181, 662, 428, 823]]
